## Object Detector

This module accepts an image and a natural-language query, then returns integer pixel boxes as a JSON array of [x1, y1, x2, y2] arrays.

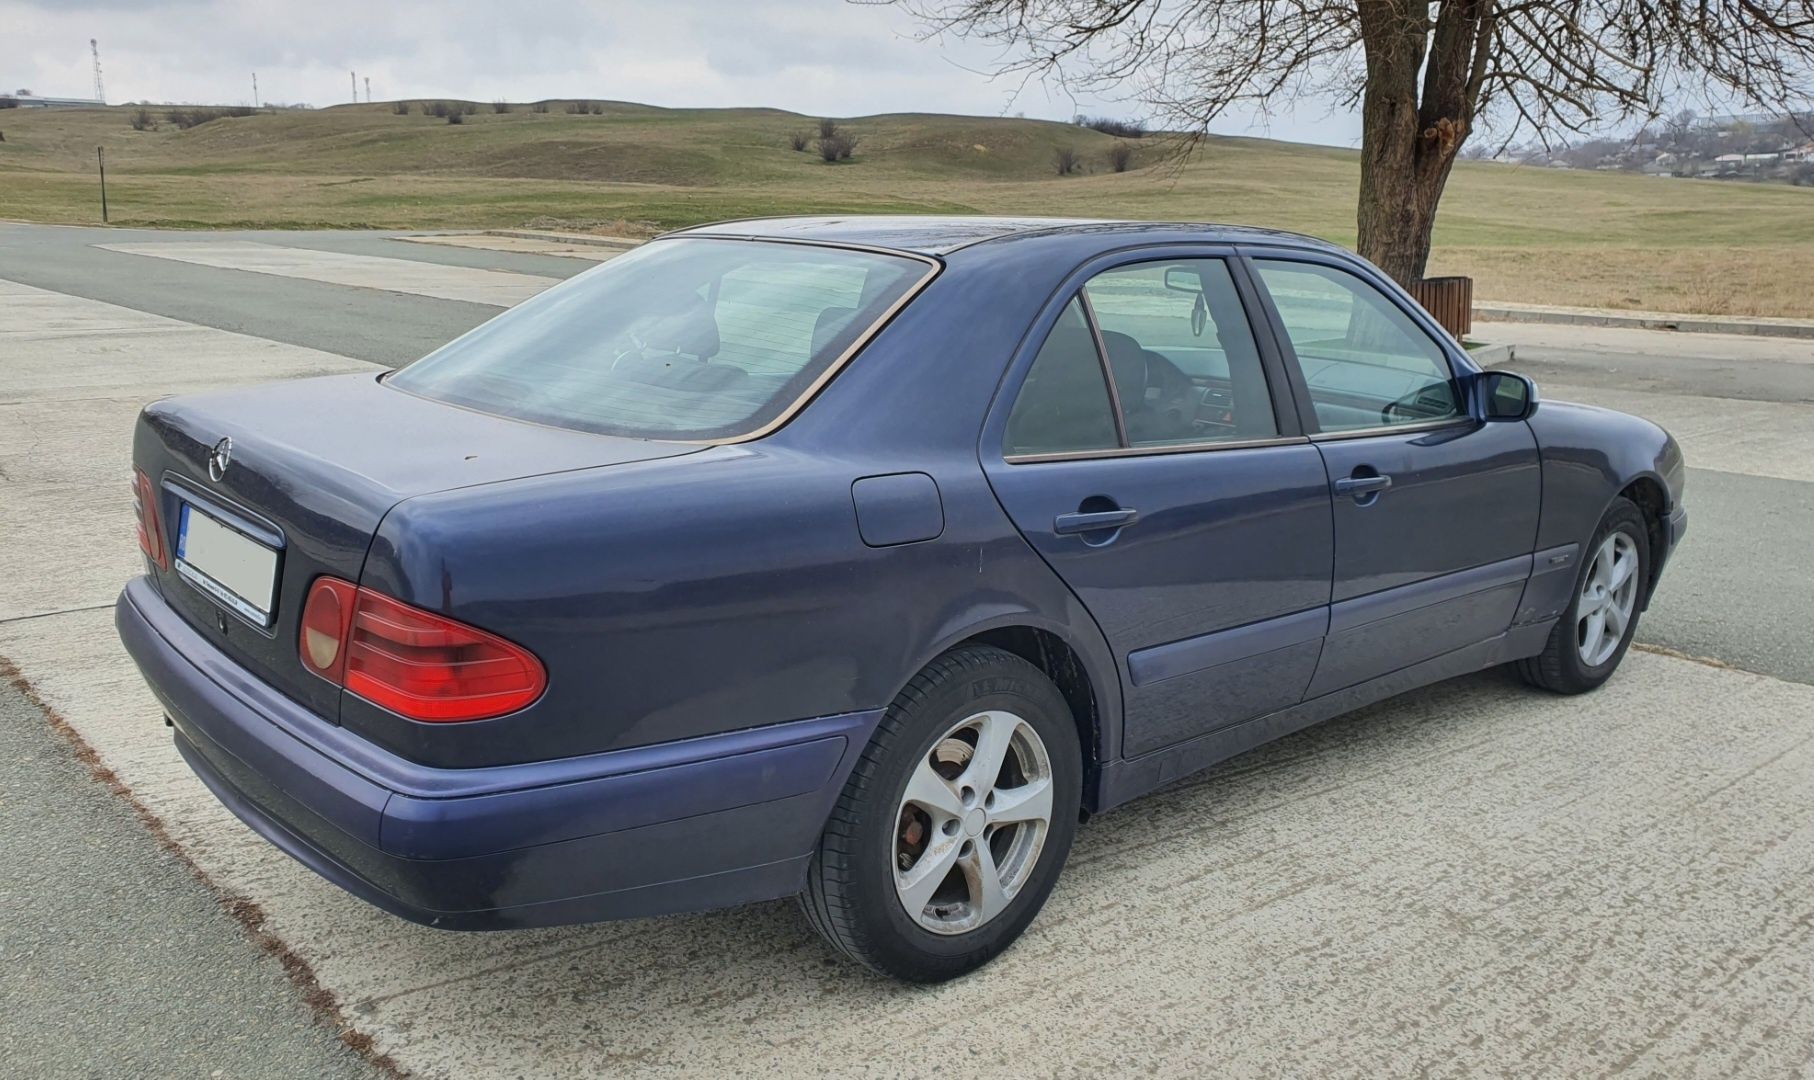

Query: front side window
[[389, 238, 931, 440], [1253, 259, 1462, 432]]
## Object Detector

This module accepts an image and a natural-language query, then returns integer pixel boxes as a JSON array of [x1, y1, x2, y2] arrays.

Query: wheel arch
[[906, 614, 1118, 814], [1614, 473, 1670, 609]]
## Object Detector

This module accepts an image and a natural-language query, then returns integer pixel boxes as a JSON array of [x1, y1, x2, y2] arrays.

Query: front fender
[[1526, 397, 1684, 554]]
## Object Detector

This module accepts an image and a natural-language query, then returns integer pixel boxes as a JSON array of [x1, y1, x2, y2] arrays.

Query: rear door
[[1243, 251, 1540, 696], [981, 249, 1334, 759]]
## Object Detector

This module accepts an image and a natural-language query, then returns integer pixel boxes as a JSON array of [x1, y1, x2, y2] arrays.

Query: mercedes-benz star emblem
[[207, 436, 233, 482]]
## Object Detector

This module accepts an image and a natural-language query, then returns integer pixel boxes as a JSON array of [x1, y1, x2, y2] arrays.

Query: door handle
[[1333, 474, 1392, 497], [1054, 508, 1140, 535]]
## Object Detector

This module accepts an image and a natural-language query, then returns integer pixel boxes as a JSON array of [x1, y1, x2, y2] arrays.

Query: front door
[[1245, 253, 1541, 697], [982, 254, 1334, 758]]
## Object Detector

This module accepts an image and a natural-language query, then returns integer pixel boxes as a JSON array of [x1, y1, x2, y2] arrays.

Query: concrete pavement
[[2, 224, 1813, 1077]]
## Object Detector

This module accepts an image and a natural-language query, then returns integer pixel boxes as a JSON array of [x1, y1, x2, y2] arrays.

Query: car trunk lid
[[134, 371, 698, 720]]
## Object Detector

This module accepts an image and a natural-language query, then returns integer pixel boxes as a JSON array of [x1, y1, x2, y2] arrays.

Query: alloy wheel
[[1577, 532, 1640, 666], [892, 710, 1053, 935]]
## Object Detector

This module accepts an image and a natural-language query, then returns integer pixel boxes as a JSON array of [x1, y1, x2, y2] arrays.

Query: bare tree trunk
[[1354, 0, 1489, 287]]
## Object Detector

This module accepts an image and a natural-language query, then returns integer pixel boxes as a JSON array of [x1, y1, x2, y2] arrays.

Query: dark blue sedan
[[117, 217, 1687, 981]]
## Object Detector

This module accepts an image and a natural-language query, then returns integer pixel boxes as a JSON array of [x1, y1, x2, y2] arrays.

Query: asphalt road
[[1476, 319, 1814, 685], [0, 222, 587, 366], [2, 223, 1812, 1077], [0, 680, 377, 1079]]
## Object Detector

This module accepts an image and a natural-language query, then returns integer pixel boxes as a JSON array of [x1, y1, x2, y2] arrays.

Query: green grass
[[6, 101, 1814, 316]]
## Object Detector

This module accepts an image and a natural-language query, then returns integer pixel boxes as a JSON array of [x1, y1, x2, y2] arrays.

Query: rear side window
[[1004, 298, 1119, 456], [389, 239, 932, 440], [1005, 257, 1278, 458], [1084, 260, 1277, 444], [1252, 259, 1461, 432]]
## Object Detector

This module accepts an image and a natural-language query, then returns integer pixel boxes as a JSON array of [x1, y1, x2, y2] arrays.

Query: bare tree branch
[[877, 0, 1814, 281]]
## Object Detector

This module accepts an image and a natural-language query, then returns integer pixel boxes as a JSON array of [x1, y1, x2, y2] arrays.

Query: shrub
[[1792, 163, 1814, 187], [1075, 114, 1147, 139], [566, 100, 590, 114], [531, 101, 550, 113], [163, 106, 253, 129], [589, 101, 603, 115], [392, 100, 411, 115], [1053, 145, 1081, 175], [818, 118, 839, 139], [425, 101, 450, 118], [130, 108, 156, 131], [817, 132, 857, 162], [447, 110, 464, 125], [788, 130, 810, 152], [0, 96, 17, 109], [492, 100, 512, 113], [1106, 142, 1134, 172], [461, 101, 478, 115]]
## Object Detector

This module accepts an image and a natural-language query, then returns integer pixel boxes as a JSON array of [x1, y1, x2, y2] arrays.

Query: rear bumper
[[116, 576, 879, 929]]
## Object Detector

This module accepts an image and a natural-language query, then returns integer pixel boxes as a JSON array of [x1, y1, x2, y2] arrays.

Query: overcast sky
[[3, 0, 1363, 146]]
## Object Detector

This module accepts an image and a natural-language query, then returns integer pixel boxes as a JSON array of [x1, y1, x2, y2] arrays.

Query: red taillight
[[299, 578, 545, 723], [299, 578, 358, 683], [132, 469, 168, 570]]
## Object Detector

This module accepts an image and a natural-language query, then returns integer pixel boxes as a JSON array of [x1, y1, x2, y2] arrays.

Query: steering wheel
[[607, 329, 650, 370], [1382, 383, 1454, 424]]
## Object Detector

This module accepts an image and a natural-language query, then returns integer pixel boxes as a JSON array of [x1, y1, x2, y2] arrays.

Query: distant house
[[4, 90, 105, 108], [1786, 143, 1814, 163], [1714, 153, 1747, 174]]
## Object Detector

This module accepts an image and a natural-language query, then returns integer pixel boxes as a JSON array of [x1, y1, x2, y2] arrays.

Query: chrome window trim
[[1306, 417, 1475, 442], [1004, 434, 1311, 465]]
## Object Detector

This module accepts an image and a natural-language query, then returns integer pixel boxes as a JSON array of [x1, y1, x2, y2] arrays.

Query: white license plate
[[175, 503, 279, 625]]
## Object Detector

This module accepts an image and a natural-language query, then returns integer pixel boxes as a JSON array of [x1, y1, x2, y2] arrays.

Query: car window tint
[[714, 263, 864, 374], [1084, 259, 1277, 445], [1004, 298, 1119, 456], [1253, 260, 1462, 432], [388, 239, 927, 440]]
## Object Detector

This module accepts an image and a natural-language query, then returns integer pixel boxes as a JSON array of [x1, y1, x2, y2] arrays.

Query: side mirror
[[1477, 370, 1538, 421], [1162, 266, 1203, 294]]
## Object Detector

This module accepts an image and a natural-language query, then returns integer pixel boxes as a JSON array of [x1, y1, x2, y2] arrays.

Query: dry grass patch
[[1433, 246, 1814, 319], [6, 105, 1814, 317]]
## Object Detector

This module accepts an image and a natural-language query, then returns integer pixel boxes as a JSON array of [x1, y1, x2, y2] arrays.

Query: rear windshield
[[388, 238, 932, 440]]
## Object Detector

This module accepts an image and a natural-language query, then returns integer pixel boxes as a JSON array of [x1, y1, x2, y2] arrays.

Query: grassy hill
[[5, 101, 1814, 316]]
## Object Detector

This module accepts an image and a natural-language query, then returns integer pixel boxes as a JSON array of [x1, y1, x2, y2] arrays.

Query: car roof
[[669, 215, 1344, 258]]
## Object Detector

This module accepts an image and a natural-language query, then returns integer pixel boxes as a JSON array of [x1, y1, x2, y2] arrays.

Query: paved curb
[[1467, 342, 1516, 367], [481, 230, 642, 251], [1474, 304, 1814, 340]]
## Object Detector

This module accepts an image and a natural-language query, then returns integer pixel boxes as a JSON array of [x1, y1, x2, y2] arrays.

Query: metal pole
[[97, 146, 108, 223]]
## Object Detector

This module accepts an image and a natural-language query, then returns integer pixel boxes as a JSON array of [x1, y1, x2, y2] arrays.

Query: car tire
[[1516, 496, 1651, 694], [800, 644, 1082, 982]]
